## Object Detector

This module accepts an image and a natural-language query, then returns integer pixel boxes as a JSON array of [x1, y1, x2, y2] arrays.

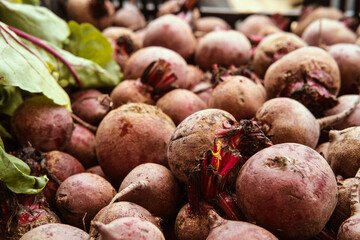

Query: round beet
[[63, 124, 97, 168], [253, 32, 307, 78], [301, 19, 356, 47], [292, 6, 343, 36], [124, 46, 189, 90], [86, 165, 109, 180], [206, 210, 278, 240], [118, 163, 180, 220], [42, 150, 85, 208], [255, 97, 320, 149], [11, 96, 73, 152], [102, 27, 141, 69], [71, 89, 112, 126], [156, 89, 207, 125], [264, 46, 340, 116], [95, 217, 165, 240], [56, 172, 116, 230], [19, 223, 90, 240], [143, 14, 196, 59], [235, 14, 280, 39], [208, 76, 266, 121], [328, 127, 360, 179], [327, 44, 360, 95], [236, 143, 337, 239], [96, 103, 176, 187], [194, 16, 230, 34], [167, 109, 237, 183], [89, 201, 161, 239], [113, 2, 146, 31], [110, 80, 154, 108], [195, 30, 251, 70], [186, 65, 204, 90], [175, 203, 211, 240], [66, 0, 115, 30]]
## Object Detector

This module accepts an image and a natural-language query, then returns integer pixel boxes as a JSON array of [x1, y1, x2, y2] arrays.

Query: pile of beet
[[3, 1, 360, 239]]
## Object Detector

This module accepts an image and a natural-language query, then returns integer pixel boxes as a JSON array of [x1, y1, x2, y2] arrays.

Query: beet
[[264, 46, 341, 116], [96, 103, 176, 187], [327, 43, 360, 95], [328, 127, 360, 179], [110, 79, 154, 108], [63, 123, 98, 168], [206, 210, 278, 240], [11, 96, 73, 152], [195, 30, 251, 70], [323, 95, 360, 130], [1, 189, 61, 240], [156, 89, 207, 126], [337, 169, 360, 239], [89, 201, 162, 239], [143, 14, 196, 59], [301, 19, 356, 47], [19, 223, 90, 240], [236, 143, 337, 239], [56, 172, 116, 230], [41, 150, 85, 208], [208, 75, 266, 121], [253, 32, 307, 78], [71, 89, 112, 126], [167, 109, 237, 184], [175, 203, 212, 240], [118, 163, 181, 220], [124, 46, 189, 90], [113, 2, 146, 31], [86, 165, 109, 180], [94, 217, 165, 240]]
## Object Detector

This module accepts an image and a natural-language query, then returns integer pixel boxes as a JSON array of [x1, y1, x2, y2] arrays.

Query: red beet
[[11, 96, 73, 152], [236, 143, 337, 239]]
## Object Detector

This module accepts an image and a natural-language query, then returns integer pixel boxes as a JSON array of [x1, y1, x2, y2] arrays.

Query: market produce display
[[2, 0, 360, 239]]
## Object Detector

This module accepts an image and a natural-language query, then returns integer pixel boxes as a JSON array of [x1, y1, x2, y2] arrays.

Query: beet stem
[[216, 192, 245, 221], [317, 96, 360, 129], [71, 113, 98, 134], [89, 180, 148, 237], [6, 26, 82, 88]]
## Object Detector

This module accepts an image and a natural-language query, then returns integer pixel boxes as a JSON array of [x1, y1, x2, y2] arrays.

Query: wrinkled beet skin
[[175, 203, 211, 240], [167, 109, 236, 184], [96, 103, 176, 187], [236, 143, 337, 240], [11, 96, 73, 152], [64, 124, 98, 168]]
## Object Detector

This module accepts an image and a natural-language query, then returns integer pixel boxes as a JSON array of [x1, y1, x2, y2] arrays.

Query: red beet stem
[[6, 26, 82, 88], [216, 192, 245, 221]]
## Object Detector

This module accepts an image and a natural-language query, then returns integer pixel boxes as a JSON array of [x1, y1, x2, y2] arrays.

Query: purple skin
[[64, 124, 98, 168], [11, 96, 73, 152], [236, 143, 337, 240], [71, 89, 112, 126], [206, 210, 278, 240]]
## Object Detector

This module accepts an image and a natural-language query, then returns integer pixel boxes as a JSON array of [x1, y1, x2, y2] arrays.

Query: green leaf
[[0, 137, 4, 149], [0, 1, 69, 47], [5, 0, 40, 5], [0, 22, 71, 110], [25, 38, 122, 89], [0, 85, 23, 116], [0, 145, 48, 194], [64, 21, 114, 67]]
